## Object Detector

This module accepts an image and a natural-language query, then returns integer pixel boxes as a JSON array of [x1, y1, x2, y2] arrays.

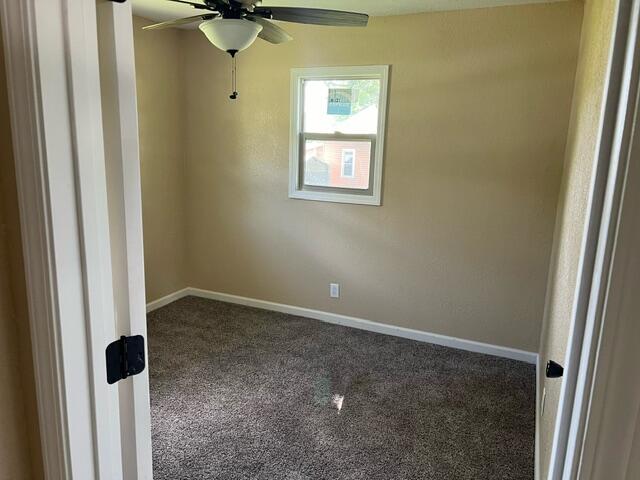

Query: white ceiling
[[132, 0, 566, 26]]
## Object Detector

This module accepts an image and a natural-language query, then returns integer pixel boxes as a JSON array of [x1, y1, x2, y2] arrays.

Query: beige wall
[[162, 2, 583, 352], [537, 0, 617, 477], [0, 30, 43, 480], [133, 16, 188, 301], [628, 413, 640, 479]]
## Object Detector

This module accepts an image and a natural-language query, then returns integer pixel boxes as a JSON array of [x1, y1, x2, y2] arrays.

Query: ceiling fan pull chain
[[229, 51, 238, 100]]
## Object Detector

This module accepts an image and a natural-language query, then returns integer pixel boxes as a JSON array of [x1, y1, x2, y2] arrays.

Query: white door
[[96, 1, 153, 478]]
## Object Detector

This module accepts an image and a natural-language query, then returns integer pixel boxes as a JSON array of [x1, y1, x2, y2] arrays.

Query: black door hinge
[[106, 335, 146, 384]]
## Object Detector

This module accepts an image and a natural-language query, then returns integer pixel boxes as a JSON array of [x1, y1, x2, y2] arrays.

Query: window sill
[[288, 189, 381, 206]]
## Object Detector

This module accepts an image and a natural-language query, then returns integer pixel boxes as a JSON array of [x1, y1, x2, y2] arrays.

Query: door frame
[[1, 0, 132, 478], [547, 1, 640, 479], [2, 0, 639, 479]]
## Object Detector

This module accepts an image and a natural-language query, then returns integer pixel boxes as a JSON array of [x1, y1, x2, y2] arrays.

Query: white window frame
[[289, 65, 389, 206], [340, 148, 356, 178]]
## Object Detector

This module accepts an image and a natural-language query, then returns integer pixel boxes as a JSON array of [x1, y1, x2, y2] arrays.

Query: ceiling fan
[[143, 0, 369, 99]]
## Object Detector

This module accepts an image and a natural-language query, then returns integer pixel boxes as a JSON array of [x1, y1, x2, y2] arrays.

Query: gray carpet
[[148, 296, 535, 480]]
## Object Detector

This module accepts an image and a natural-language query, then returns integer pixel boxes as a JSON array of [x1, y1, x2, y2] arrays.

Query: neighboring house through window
[[341, 149, 355, 178]]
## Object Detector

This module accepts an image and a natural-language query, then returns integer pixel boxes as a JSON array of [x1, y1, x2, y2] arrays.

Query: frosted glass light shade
[[199, 19, 263, 53]]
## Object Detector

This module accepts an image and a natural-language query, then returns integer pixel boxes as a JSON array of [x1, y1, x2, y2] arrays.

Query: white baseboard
[[147, 287, 538, 364], [535, 355, 541, 480], [145, 287, 191, 313]]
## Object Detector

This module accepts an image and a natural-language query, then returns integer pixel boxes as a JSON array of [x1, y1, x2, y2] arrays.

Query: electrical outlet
[[330, 283, 340, 298]]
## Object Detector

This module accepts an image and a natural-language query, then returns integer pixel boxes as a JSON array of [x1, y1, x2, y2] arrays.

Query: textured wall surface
[[0, 180, 32, 480], [0, 28, 43, 480], [537, 0, 617, 477], [133, 16, 189, 301], [159, 2, 584, 352]]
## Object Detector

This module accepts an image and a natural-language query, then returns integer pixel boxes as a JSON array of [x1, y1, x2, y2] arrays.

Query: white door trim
[[0, 3, 70, 475], [575, 41, 640, 476], [1, 0, 124, 478], [548, 0, 640, 478], [563, 1, 640, 477]]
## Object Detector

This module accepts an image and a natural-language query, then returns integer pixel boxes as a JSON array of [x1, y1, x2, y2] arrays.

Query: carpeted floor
[[148, 296, 535, 480]]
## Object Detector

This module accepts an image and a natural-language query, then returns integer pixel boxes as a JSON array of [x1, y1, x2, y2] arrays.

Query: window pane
[[303, 79, 380, 134], [303, 140, 371, 190], [341, 149, 355, 178]]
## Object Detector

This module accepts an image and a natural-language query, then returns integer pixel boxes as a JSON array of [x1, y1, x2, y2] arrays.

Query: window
[[289, 65, 389, 205], [341, 149, 355, 178]]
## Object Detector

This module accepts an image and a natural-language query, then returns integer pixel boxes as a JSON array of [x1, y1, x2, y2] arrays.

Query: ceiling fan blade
[[253, 7, 368, 27], [246, 16, 293, 44], [142, 13, 217, 30], [165, 0, 214, 9]]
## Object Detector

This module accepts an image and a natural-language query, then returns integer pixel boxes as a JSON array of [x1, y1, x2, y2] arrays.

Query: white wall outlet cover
[[330, 283, 340, 298]]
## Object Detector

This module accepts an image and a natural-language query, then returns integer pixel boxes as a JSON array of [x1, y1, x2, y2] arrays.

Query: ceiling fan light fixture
[[199, 19, 263, 54]]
